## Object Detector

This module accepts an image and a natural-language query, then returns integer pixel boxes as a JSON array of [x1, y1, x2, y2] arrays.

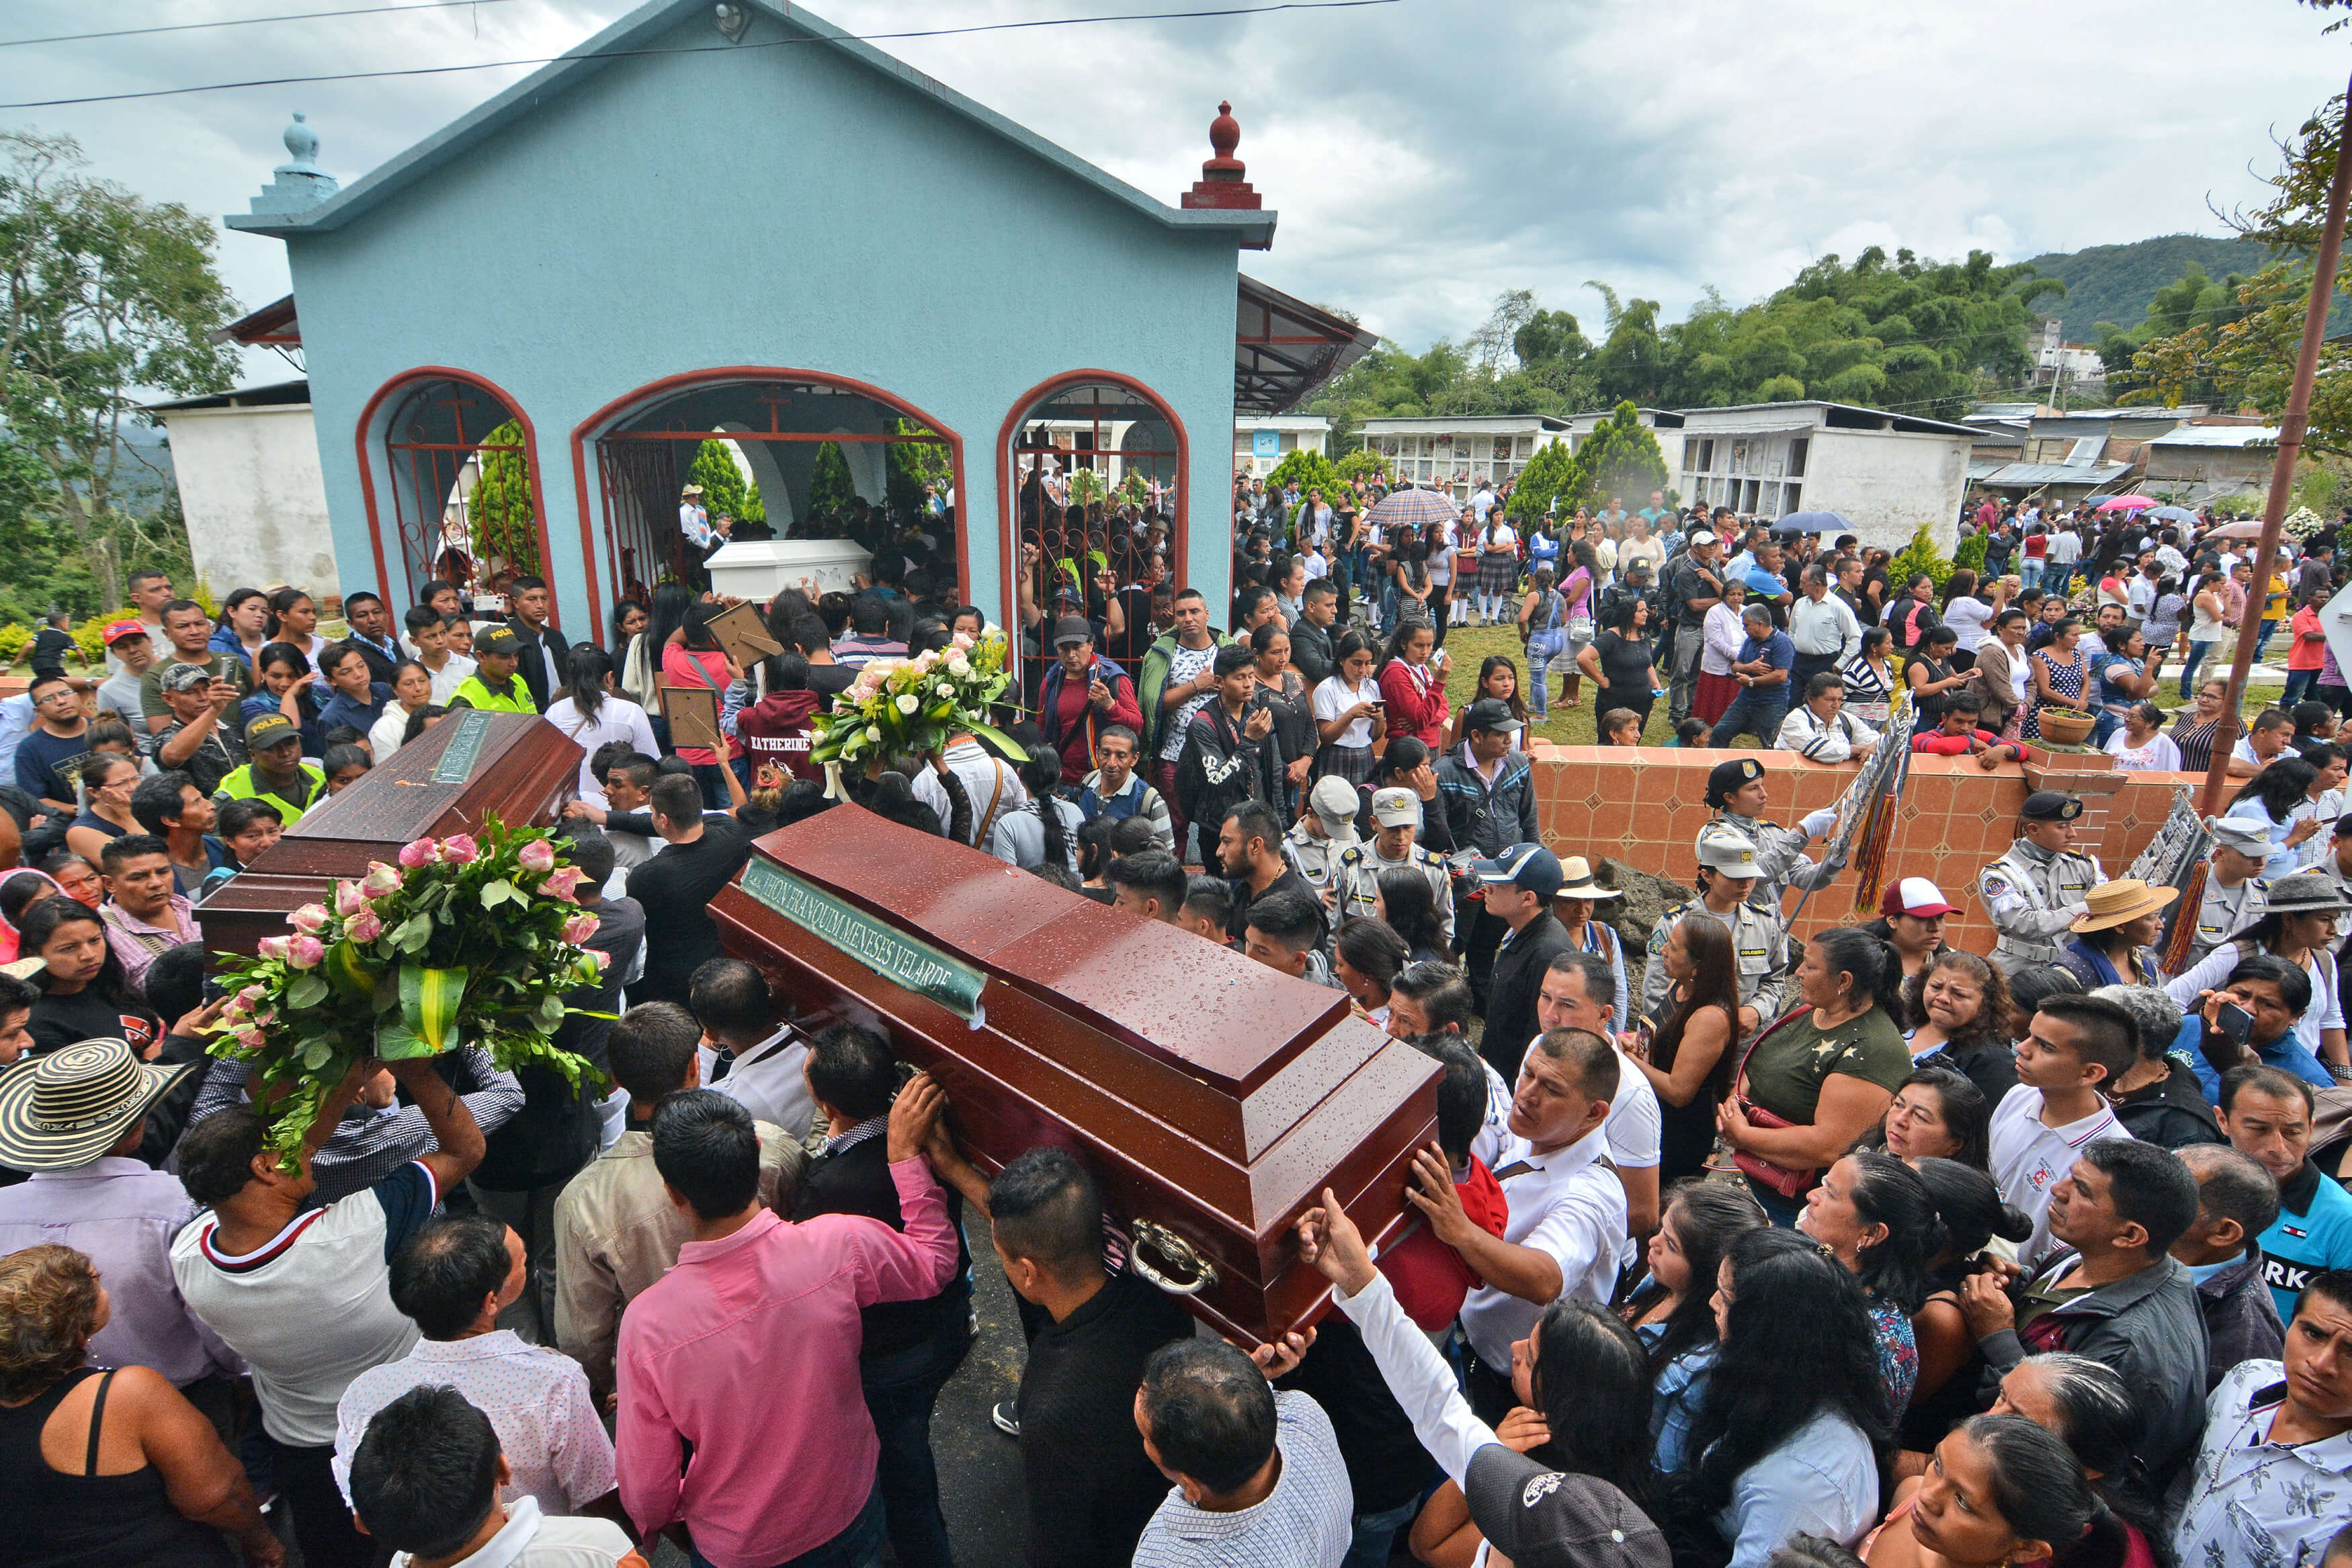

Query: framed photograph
[[659, 682, 725, 754], [708, 602, 784, 665]]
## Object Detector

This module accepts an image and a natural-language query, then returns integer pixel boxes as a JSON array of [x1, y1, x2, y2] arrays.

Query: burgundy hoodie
[[737, 689, 823, 781]]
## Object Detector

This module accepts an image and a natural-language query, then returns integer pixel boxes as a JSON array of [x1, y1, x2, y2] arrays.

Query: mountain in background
[[2022, 233, 2351, 339]]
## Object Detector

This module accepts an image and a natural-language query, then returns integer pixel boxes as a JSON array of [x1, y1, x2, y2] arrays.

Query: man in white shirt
[[1990, 994, 2138, 1268], [1777, 673, 1880, 764], [173, 1059, 485, 1568], [687, 957, 816, 1141], [1519, 948, 1661, 1251], [1787, 564, 1862, 692], [1470, 484, 1497, 525], [333, 1213, 616, 1521], [913, 732, 1025, 848], [1419, 1027, 1625, 1423]]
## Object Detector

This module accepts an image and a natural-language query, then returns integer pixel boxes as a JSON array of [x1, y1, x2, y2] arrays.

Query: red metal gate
[[595, 437, 689, 606], [1009, 385, 1182, 595], [384, 379, 536, 601]]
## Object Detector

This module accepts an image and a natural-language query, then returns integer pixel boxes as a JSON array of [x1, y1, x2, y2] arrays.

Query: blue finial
[[250, 110, 339, 215]]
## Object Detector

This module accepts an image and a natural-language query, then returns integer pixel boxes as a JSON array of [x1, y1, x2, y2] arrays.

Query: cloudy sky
[[5, 0, 2344, 379]]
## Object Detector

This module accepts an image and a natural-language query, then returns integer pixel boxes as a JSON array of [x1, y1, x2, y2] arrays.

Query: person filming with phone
[[2184, 953, 2340, 1098]]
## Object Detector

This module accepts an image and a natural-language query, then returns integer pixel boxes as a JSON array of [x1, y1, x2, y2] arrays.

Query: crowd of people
[[0, 469, 2348, 1568]]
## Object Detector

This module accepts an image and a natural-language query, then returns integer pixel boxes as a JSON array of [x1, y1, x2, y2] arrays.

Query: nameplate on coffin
[[734, 859, 987, 1025]]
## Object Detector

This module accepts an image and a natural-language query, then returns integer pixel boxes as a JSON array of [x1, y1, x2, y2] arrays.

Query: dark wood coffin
[[711, 806, 1440, 1344], [195, 711, 582, 956]]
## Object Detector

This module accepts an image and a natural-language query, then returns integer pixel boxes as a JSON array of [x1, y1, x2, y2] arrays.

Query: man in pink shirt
[[616, 1076, 960, 1567]]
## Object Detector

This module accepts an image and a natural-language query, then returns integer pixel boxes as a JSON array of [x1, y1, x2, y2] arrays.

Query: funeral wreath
[[208, 814, 608, 1168]]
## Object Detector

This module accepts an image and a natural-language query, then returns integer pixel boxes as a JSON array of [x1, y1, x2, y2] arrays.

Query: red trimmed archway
[[569, 367, 968, 639], [353, 367, 553, 615], [995, 370, 1189, 653]]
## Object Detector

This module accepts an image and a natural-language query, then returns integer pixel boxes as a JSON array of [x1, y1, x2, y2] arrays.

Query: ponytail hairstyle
[[1843, 1150, 1949, 1314], [1382, 614, 1434, 670], [1910, 1158, 2033, 1287], [567, 644, 614, 724], [263, 586, 312, 640], [1808, 926, 1906, 1021], [1962, 1413, 2127, 1568], [1017, 747, 1070, 873]]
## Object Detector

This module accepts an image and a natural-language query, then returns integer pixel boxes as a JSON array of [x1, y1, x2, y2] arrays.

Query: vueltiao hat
[[0, 1038, 198, 1172]]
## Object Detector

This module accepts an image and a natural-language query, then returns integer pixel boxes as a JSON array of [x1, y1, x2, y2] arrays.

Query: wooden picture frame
[[659, 681, 725, 754], [708, 601, 784, 665]]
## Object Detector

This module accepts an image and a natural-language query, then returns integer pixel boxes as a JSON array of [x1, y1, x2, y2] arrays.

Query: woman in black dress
[[1576, 595, 1661, 736], [1626, 912, 1742, 1186]]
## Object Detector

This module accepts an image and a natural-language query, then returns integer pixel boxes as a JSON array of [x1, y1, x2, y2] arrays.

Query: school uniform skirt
[[1478, 552, 1519, 597], [1313, 742, 1377, 787]]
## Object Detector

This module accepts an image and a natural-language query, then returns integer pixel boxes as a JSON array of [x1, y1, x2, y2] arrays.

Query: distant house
[[1673, 402, 1976, 550], [1357, 415, 1569, 498], [2143, 423, 2280, 503], [1234, 415, 1331, 480], [144, 378, 341, 601]]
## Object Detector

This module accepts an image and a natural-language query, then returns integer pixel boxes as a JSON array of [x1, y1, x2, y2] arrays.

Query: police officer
[[1977, 790, 2105, 972], [1330, 785, 1456, 947], [2185, 816, 2272, 969], [1701, 756, 1843, 910], [1283, 776, 1364, 895], [1642, 826, 1791, 1037]]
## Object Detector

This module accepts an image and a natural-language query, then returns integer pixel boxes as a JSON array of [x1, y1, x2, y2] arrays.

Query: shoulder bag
[[1729, 1005, 1823, 1198]]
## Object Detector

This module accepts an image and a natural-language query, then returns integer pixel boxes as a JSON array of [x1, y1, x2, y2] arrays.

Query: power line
[[0, 0, 529, 50], [0, 0, 1400, 109]]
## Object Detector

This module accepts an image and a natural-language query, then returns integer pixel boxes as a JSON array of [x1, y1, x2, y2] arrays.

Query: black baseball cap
[[1052, 616, 1093, 648], [1463, 1450, 1669, 1568]]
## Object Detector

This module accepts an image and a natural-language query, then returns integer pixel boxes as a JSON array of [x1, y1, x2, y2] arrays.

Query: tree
[[468, 421, 540, 574], [1505, 439, 1579, 523], [0, 132, 239, 609], [1331, 447, 1391, 486], [885, 421, 952, 515], [1264, 447, 1343, 500], [1564, 402, 1669, 511], [687, 439, 749, 522], [808, 441, 856, 516]]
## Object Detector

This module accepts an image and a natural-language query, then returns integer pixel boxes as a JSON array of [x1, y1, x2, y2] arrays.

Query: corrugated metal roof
[[2148, 425, 2281, 448], [1967, 461, 2009, 480], [1976, 462, 2133, 486]]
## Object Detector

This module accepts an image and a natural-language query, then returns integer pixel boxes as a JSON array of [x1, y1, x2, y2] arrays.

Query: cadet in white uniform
[[1643, 826, 1792, 1038], [2184, 816, 2271, 971], [1977, 791, 2105, 972], [1330, 786, 1457, 945], [1700, 756, 1843, 910], [1284, 775, 1365, 894]]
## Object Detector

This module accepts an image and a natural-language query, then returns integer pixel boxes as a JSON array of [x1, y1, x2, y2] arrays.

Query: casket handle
[[1129, 1219, 1218, 1297]]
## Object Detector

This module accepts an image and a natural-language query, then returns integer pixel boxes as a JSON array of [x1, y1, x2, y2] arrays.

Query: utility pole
[[2199, 69, 2352, 816]]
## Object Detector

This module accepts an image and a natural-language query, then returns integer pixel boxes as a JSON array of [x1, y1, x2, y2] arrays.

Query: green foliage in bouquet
[[808, 630, 1025, 781], [208, 814, 609, 1169]]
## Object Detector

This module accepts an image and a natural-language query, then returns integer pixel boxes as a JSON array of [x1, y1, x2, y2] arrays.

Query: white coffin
[[705, 538, 874, 602]]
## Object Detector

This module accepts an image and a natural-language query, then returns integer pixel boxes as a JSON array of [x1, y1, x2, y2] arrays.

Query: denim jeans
[[1344, 1491, 1431, 1568], [1745, 1175, 1807, 1228], [2285, 668, 2320, 707], [1526, 630, 1567, 716], [2019, 562, 2042, 591], [694, 1485, 888, 1568], [1709, 690, 1788, 749], [2180, 638, 2222, 698], [862, 1306, 974, 1568]]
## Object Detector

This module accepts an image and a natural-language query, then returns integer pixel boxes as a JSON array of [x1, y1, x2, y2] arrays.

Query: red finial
[[1184, 99, 1261, 213], [1207, 101, 1243, 170]]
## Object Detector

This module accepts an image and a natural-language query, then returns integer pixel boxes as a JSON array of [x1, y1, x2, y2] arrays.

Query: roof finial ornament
[[250, 111, 340, 216], [1183, 99, 1261, 213]]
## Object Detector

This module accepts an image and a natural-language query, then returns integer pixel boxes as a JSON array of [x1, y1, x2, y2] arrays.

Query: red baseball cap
[[1880, 877, 1960, 919], [101, 619, 149, 647]]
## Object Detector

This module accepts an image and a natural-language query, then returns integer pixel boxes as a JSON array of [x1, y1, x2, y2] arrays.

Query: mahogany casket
[[712, 805, 1440, 1344], [196, 711, 582, 954]]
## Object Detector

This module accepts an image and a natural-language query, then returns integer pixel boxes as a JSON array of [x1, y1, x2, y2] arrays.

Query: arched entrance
[[355, 369, 549, 610], [997, 373, 1187, 670], [571, 369, 964, 630]]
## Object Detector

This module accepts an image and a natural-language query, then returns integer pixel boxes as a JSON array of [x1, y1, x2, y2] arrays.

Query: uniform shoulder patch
[[1979, 871, 2013, 899]]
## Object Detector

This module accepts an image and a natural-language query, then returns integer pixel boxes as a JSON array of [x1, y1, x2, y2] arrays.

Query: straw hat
[[2068, 878, 2179, 934], [1553, 857, 1622, 903], [0, 1038, 198, 1172]]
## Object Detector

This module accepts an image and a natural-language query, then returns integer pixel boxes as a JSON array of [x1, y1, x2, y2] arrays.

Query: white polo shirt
[[171, 1161, 438, 1446], [698, 1025, 816, 1143], [1458, 1121, 1626, 1366], [1989, 1086, 2134, 1270]]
